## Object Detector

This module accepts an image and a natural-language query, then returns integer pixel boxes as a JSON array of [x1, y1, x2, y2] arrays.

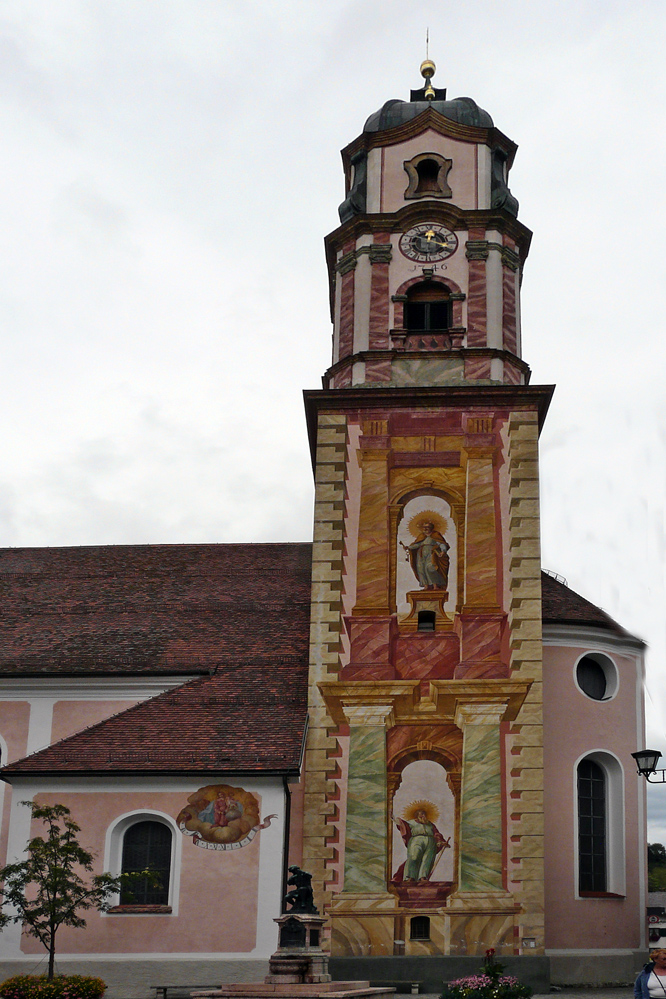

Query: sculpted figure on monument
[[283, 865, 318, 914]]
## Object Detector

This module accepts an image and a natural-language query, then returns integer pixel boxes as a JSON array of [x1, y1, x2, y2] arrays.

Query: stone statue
[[283, 865, 318, 914]]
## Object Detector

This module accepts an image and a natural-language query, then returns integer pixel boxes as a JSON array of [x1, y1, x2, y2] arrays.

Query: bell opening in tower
[[404, 281, 451, 332]]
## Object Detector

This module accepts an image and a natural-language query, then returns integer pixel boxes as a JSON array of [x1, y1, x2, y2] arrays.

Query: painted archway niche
[[395, 493, 458, 629], [388, 752, 460, 906]]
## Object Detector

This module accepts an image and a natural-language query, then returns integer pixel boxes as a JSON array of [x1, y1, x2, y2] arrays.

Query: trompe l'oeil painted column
[[455, 701, 506, 892], [343, 703, 393, 892]]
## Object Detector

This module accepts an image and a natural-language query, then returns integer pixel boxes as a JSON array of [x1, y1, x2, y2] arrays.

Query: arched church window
[[577, 758, 606, 893], [410, 915, 430, 940], [120, 820, 172, 905], [404, 282, 451, 332]]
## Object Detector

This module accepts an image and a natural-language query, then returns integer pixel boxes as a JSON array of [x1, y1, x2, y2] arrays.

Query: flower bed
[[444, 949, 533, 999], [446, 972, 532, 999], [0, 974, 106, 998]]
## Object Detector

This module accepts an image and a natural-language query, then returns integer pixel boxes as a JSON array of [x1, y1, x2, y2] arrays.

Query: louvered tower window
[[120, 821, 172, 905]]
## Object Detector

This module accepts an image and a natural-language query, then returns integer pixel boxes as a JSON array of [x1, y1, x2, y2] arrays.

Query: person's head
[[216, 791, 227, 801], [421, 522, 434, 535], [650, 948, 666, 966], [416, 809, 428, 823]]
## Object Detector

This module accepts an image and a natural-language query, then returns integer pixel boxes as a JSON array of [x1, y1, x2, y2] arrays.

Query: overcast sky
[[0, 2, 665, 835]]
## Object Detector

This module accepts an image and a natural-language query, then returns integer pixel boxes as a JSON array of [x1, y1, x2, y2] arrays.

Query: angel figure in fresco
[[401, 518, 450, 591], [392, 801, 450, 883], [177, 783, 276, 851]]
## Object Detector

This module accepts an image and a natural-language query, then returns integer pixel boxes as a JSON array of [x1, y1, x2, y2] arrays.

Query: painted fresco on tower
[[390, 760, 454, 886], [176, 783, 277, 851], [397, 495, 456, 620]]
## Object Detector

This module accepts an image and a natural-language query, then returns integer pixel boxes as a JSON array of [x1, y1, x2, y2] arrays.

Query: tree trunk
[[48, 931, 55, 980]]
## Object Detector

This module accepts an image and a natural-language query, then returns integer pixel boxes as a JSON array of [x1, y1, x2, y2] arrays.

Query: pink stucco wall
[[379, 130, 478, 214], [543, 640, 645, 949], [0, 703, 31, 869], [23, 790, 261, 954], [51, 701, 138, 745]]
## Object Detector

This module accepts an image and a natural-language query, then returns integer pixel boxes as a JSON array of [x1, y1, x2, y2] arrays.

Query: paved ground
[[418, 992, 633, 999], [533, 993, 633, 999]]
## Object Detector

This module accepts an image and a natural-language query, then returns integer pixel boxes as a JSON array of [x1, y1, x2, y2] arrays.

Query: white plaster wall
[[366, 147, 382, 214], [353, 234, 373, 353], [333, 249, 343, 363], [477, 145, 491, 210], [379, 129, 478, 213], [485, 234, 503, 350], [0, 776, 288, 962]]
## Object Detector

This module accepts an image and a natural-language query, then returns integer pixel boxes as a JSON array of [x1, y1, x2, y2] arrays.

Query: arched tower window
[[404, 282, 451, 332], [120, 820, 172, 905], [577, 758, 606, 893]]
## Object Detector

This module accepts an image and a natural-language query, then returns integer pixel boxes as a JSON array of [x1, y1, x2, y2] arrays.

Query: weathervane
[[421, 29, 436, 101]]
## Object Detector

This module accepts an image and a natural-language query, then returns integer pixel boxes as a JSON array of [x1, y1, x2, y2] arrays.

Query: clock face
[[399, 223, 459, 262]]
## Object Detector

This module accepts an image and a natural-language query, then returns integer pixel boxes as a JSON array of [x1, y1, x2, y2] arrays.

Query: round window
[[575, 653, 618, 701]]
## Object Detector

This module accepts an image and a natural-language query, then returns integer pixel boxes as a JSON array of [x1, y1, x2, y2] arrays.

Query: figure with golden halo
[[392, 801, 450, 883], [401, 516, 450, 591]]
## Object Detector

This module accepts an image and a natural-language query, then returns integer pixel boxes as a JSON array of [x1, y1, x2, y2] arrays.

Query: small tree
[[0, 801, 149, 980]]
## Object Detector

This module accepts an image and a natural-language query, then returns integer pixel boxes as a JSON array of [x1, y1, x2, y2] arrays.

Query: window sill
[[107, 904, 172, 914], [578, 892, 625, 900]]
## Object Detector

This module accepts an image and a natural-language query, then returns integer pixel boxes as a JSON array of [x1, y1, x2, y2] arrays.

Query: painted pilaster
[[462, 436, 499, 610], [353, 438, 391, 614], [455, 701, 505, 892], [303, 413, 349, 921], [367, 237, 392, 351], [506, 410, 545, 951], [485, 238, 503, 350], [336, 244, 357, 362], [501, 244, 519, 357], [343, 703, 393, 892], [465, 233, 488, 347]]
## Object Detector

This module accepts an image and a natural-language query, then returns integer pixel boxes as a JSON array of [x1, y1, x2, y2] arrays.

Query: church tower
[[302, 62, 553, 962]]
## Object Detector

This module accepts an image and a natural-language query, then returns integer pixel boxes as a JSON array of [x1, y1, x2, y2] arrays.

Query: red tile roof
[[0, 543, 312, 675], [541, 570, 639, 639], [1, 666, 308, 777], [0, 548, 640, 777]]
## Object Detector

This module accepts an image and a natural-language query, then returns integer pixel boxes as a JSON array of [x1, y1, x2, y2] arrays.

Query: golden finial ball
[[420, 59, 436, 81]]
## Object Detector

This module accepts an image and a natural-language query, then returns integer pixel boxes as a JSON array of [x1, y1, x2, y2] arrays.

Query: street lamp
[[632, 750, 666, 782]]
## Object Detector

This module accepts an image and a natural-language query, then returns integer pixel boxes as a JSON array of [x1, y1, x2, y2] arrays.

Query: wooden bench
[[151, 986, 218, 998]]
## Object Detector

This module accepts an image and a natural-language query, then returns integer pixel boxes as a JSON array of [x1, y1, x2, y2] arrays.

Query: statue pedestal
[[266, 913, 331, 984], [192, 912, 396, 998], [191, 872, 395, 999], [400, 589, 451, 631]]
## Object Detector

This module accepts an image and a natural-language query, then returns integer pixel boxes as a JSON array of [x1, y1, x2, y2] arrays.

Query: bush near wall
[[0, 974, 106, 998], [444, 950, 533, 999]]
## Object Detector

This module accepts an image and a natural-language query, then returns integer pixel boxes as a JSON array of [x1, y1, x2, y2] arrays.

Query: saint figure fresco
[[177, 783, 276, 851], [400, 510, 450, 591], [392, 800, 450, 883]]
